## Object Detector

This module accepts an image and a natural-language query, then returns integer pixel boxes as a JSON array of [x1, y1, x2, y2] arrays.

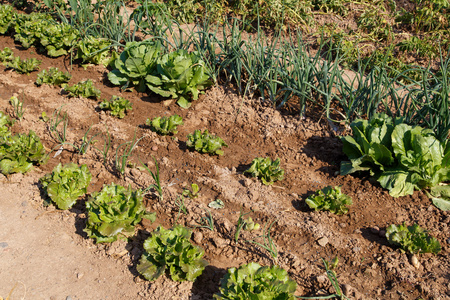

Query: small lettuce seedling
[[305, 186, 352, 215], [186, 129, 227, 156], [84, 184, 155, 243], [386, 223, 441, 254], [36, 67, 71, 86], [62, 79, 101, 99], [40, 163, 91, 210], [7, 57, 41, 74], [244, 157, 284, 185], [0, 130, 48, 174], [137, 225, 208, 282], [0, 47, 14, 63], [99, 96, 132, 119], [146, 114, 183, 135], [214, 262, 297, 300]]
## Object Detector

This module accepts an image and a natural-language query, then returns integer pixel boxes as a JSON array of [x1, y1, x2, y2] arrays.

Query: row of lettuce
[[0, 4, 213, 108]]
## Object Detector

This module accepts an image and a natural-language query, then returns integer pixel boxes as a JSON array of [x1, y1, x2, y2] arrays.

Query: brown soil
[[0, 33, 449, 300]]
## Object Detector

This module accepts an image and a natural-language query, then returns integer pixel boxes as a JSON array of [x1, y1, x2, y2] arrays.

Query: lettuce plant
[[305, 186, 352, 214], [40, 163, 92, 210], [63, 79, 101, 99], [0, 47, 14, 63], [14, 13, 53, 49], [146, 49, 213, 108], [186, 129, 227, 156], [0, 130, 47, 174], [76, 36, 116, 67], [39, 22, 80, 57], [146, 114, 183, 135], [341, 113, 450, 198], [108, 40, 161, 92], [84, 184, 155, 243], [99, 96, 132, 119], [137, 225, 208, 282], [0, 111, 13, 138], [7, 57, 41, 74], [214, 262, 297, 300], [386, 223, 441, 254], [0, 4, 16, 34], [244, 157, 284, 185], [36, 67, 72, 86]]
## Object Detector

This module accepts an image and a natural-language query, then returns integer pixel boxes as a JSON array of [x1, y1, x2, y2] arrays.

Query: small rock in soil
[[193, 231, 203, 244], [370, 226, 380, 234], [0, 242, 8, 248], [151, 145, 158, 151], [317, 237, 328, 247], [378, 230, 386, 237]]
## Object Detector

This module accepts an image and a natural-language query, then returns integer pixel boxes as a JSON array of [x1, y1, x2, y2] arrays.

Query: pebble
[[378, 230, 386, 237], [151, 145, 158, 151], [317, 237, 329, 247], [193, 231, 203, 244], [77, 273, 84, 279], [0, 242, 8, 248], [66, 296, 72, 300], [411, 255, 420, 269], [370, 226, 380, 234]]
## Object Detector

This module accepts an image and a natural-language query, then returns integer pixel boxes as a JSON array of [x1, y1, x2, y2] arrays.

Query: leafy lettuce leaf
[[137, 225, 208, 282], [305, 186, 352, 214], [146, 49, 213, 108], [146, 114, 183, 135], [186, 129, 227, 156], [214, 262, 297, 300], [99, 96, 132, 119], [40, 163, 91, 210], [0, 130, 47, 174], [386, 223, 441, 254], [84, 184, 155, 243], [108, 40, 161, 92], [244, 157, 284, 185]]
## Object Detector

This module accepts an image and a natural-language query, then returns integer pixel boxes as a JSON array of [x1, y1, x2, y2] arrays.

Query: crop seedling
[[0, 47, 14, 63], [9, 95, 25, 120], [94, 126, 111, 165], [39, 163, 92, 210], [62, 79, 101, 99], [174, 195, 187, 224], [84, 183, 156, 243], [186, 129, 227, 156], [36, 67, 71, 86], [244, 157, 284, 185], [0, 111, 14, 137], [137, 225, 208, 282], [7, 57, 41, 74], [208, 199, 224, 209], [214, 262, 297, 300], [306, 186, 352, 215], [114, 132, 143, 176], [386, 223, 441, 254], [48, 106, 69, 145], [234, 208, 251, 243], [146, 114, 183, 135], [298, 258, 350, 300], [246, 219, 278, 263], [140, 156, 163, 201], [195, 208, 214, 231], [182, 183, 199, 199], [99, 96, 132, 119], [0, 130, 48, 174]]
